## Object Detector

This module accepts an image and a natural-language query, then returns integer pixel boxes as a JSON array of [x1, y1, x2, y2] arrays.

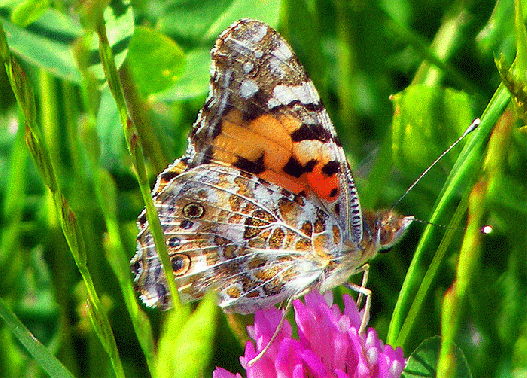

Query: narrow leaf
[[0, 298, 76, 378]]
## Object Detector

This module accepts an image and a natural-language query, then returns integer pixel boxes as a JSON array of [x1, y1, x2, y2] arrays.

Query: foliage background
[[0, 0, 526, 377]]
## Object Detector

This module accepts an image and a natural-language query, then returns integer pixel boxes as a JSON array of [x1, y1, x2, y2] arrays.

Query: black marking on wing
[[283, 157, 317, 178], [290, 123, 332, 142], [321, 161, 340, 176], [233, 153, 266, 175]]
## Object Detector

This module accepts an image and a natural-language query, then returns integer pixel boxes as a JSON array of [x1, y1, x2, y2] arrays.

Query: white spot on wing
[[269, 85, 292, 108], [301, 82, 320, 103], [239, 79, 259, 99], [216, 69, 233, 113], [250, 24, 269, 44], [268, 97, 280, 109], [140, 294, 159, 307], [273, 40, 293, 60], [243, 61, 254, 74], [268, 82, 321, 108]]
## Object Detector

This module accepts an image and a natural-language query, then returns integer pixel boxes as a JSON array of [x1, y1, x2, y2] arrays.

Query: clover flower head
[[214, 291, 406, 378]]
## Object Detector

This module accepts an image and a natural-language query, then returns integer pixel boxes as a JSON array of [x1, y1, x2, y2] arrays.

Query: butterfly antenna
[[393, 118, 480, 209]]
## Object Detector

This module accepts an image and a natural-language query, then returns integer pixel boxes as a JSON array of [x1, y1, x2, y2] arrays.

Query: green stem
[[40, 70, 60, 177], [514, 0, 527, 75], [96, 168, 157, 374], [0, 18, 125, 378], [387, 84, 511, 348], [74, 16, 159, 375], [395, 184, 470, 347], [94, 17, 181, 311], [384, 9, 481, 98], [119, 64, 168, 172], [411, 3, 471, 87]]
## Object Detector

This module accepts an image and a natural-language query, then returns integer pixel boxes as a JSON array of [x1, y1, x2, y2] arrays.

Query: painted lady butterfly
[[131, 19, 413, 328]]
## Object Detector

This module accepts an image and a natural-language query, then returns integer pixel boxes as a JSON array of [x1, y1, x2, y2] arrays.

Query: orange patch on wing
[[259, 170, 305, 194], [212, 110, 293, 167], [212, 110, 339, 200], [305, 162, 339, 202]]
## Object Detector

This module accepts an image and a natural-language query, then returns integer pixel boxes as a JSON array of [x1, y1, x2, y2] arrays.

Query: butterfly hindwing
[[133, 164, 340, 312]]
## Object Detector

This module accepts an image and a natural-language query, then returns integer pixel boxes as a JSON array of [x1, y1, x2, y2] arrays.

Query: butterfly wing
[[132, 164, 341, 313], [132, 19, 415, 314], [187, 19, 363, 243]]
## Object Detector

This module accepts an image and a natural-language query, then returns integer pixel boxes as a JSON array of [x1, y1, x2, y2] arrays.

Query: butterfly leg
[[247, 288, 311, 367], [247, 299, 293, 367], [355, 263, 369, 308], [345, 264, 371, 334]]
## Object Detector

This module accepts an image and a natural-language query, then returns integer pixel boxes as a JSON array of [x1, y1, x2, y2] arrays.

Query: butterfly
[[130, 18, 413, 333]]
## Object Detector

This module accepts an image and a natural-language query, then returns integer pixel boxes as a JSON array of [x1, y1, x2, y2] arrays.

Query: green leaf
[[495, 57, 527, 121], [143, 1, 282, 103], [96, 86, 127, 172], [156, 292, 217, 378], [11, 0, 49, 27], [30, 7, 84, 36], [201, 0, 282, 40], [391, 85, 474, 180], [156, 0, 282, 42], [156, 0, 233, 41], [2, 1, 134, 84], [1, 13, 82, 82], [127, 26, 185, 97], [402, 336, 471, 378], [0, 298, 76, 378], [476, 0, 527, 59], [153, 48, 211, 101]]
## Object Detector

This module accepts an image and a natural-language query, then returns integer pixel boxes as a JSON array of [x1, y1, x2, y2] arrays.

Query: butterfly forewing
[[188, 19, 362, 242]]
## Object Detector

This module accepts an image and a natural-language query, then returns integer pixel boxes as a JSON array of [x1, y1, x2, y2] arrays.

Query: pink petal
[[275, 338, 304, 376], [234, 292, 406, 378], [342, 294, 363, 328], [300, 349, 327, 377], [292, 364, 305, 378], [334, 369, 350, 378], [213, 367, 243, 378], [243, 339, 278, 378]]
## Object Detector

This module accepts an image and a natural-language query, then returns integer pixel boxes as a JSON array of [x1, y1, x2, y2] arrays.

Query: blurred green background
[[0, 0, 526, 377]]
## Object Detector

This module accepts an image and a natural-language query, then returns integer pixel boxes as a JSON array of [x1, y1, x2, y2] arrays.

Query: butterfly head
[[362, 210, 414, 253]]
